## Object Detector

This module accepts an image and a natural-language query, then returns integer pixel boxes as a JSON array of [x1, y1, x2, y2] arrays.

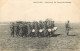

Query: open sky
[[0, 0, 80, 23]]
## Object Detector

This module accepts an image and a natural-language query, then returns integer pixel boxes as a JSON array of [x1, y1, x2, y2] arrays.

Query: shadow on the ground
[[68, 35, 76, 36], [52, 34, 61, 37]]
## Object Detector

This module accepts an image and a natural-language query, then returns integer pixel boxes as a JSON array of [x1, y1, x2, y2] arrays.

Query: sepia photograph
[[0, 0, 80, 51]]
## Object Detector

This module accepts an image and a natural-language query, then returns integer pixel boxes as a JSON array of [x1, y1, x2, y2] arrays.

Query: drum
[[48, 29, 52, 32], [32, 29, 35, 32], [39, 29, 43, 32]]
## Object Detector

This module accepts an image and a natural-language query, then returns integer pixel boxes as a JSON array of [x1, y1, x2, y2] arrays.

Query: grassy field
[[0, 23, 80, 51]]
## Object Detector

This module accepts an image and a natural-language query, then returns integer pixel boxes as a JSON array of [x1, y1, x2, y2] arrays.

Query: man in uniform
[[34, 21, 38, 37], [10, 23, 15, 37], [19, 23, 24, 37], [27, 22, 32, 37], [65, 20, 70, 35], [47, 21, 52, 37], [22, 23, 28, 37], [38, 21, 44, 37], [31, 22, 35, 37], [51, 21, 55, 36], [25, 22, 28, 37], [43, 21, 48, 37], [15, 22, 20, 36]]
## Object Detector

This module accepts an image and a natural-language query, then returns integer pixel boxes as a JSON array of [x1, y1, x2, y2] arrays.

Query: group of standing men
[[10, 19, 57, 37]]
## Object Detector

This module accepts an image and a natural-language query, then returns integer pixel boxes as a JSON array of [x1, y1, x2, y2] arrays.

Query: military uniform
[[27, 22, 32, 37], [19, 24, 24, 37], [51, 21, 55, 36], [30, 22, 35, 37], [10, 23, 15, 37], [65, 21, 70, 35], [34, 22, 38, 37], [38, 21, 44, 37], [15, 23, 20, 36], [43, 21, 48, 37]]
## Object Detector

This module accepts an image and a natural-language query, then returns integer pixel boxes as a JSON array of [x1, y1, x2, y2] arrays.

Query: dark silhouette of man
[[65, 20, 70, 35]]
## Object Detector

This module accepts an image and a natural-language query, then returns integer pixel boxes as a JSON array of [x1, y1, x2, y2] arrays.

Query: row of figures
[[10, 19, 57, 37]]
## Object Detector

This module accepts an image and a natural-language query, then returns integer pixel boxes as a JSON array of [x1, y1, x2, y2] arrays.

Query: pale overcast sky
[[0, 0, 80, 23]]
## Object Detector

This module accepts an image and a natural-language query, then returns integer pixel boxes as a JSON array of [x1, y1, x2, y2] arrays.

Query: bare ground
[[0, 23, 80, 51]]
